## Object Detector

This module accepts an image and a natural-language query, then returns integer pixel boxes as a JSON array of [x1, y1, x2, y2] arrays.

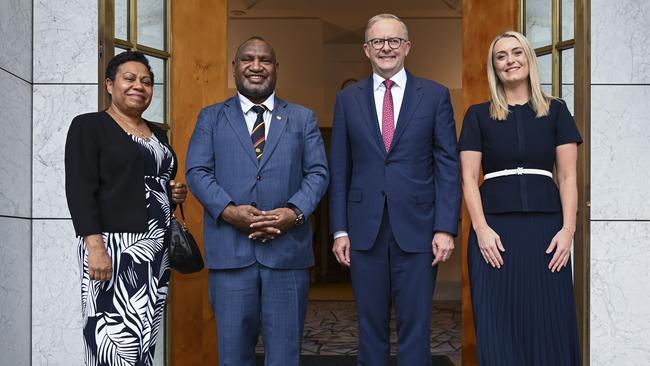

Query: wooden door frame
[[460, 3, 520, 364], [168, 1, 228, 365], [572, 1, 591, 363]]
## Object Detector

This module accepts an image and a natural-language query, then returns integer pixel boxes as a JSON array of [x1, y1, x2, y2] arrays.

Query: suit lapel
[[390, 72, 423, 154], [259, 97, 288, 169], [355, 76, 386, 155], [224, 97, 258, 165]]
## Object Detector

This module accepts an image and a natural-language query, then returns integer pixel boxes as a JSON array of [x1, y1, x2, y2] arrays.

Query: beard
[[235, 78, 276, 101]]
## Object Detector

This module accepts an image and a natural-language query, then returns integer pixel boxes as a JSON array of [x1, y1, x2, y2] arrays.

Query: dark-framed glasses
[[366, 37, 408, 50]]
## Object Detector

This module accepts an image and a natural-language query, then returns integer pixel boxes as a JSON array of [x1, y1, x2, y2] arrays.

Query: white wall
[[30, 1, 98, 363], [0, 1, 170, 365], [228, 18, 326, 120], [590, 0, 650, 364], [228, 17, 463, 126], [228, 16, 463, 296], [0, 0, 33, 364]]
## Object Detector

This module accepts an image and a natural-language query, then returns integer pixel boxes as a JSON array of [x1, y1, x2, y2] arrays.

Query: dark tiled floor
[[256, 301, 461, 357]]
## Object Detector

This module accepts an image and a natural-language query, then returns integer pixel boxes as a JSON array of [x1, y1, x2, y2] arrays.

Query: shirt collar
[[238, 92, 275, 114], [373, 68, 407, 91]]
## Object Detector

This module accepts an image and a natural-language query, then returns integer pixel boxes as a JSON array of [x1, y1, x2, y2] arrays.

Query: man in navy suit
[[329, 14, 461, 365], [186, 37, 329, 366]]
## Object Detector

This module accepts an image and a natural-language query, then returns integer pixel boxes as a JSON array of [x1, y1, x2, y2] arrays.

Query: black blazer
[[458, 99, 582, 214], [65, 111, 177, 236]]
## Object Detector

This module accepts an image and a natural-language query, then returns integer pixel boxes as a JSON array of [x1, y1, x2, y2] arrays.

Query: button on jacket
[[458, 99, 582, 214], [185, 96, 329, 270]]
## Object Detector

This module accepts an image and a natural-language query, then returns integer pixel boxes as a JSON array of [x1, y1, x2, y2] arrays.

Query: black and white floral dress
[[78, 133, 174, 366]]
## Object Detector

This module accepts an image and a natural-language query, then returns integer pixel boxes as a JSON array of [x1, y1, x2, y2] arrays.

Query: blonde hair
[[487, 31, 553, 120], [364, 14, 409, 42]]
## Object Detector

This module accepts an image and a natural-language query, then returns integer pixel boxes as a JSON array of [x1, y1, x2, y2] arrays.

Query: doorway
[[168, 1, 590, 365], [227, 0, 463, 363]]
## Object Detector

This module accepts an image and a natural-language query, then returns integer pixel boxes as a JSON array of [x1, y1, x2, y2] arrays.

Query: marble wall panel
[[31, 219, 169, 365], [32, 84, 97, 219], [154, 314, 165, 366], [591, 85, 650, 220], [31, 219, 83, 365], [0, 0, 32, 81], [0, 217, 31, 366], [591, 221, 650, 365], [33, 0, 98, 83], [592, 0, 650, 84], [0, 70, 32, 217]]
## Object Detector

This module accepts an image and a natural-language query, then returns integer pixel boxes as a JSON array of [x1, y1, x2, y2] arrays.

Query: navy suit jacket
[[186, 96, 329, 269], [329, 72, 461, 252]]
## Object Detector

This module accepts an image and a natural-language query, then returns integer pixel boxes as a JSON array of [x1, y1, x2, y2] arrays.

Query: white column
[[0, 0, 33, 364], [31, 0, 97, 364], [591, 0, 650, 364]]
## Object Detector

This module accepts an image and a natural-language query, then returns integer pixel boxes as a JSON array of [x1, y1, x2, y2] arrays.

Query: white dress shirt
[[238, 92, 275, 138], [333, 69, 407, 240], [373, 68, 407, 133]]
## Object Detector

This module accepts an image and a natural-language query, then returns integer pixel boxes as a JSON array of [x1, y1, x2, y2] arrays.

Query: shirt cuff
[[333, 231, 348, 239]]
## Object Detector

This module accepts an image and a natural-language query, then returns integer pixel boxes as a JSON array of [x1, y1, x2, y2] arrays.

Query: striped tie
[[251, 105, 266, 160]]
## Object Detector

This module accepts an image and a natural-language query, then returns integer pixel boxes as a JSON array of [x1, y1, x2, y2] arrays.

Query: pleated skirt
[[468, 212, 581, 366]]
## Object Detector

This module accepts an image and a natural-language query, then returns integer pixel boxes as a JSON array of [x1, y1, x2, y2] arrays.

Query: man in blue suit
[[329, 14, 461, 366], [186, 37, 329, 366]]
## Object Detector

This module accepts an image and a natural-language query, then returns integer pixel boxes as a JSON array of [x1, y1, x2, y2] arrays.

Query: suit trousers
[[350, 207, 437, 366], [208, 263, 309, 366]]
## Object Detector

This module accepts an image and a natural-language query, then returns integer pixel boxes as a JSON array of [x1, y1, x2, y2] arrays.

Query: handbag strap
[[174, 203, 188, 229], [179, 203, 186, 221]]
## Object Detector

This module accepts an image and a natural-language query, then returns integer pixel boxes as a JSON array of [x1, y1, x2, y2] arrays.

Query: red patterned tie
[[382, 79, 395, 152]]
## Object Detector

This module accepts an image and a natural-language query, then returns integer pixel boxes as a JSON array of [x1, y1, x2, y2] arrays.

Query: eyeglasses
[[366, 37, 408, 50]]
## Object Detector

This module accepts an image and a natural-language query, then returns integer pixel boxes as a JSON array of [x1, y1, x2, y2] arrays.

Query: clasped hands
[[222, 204, 297, 242]]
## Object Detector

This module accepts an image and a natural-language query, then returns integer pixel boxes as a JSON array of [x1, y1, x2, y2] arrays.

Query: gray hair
[[364, 14, 409, 42]]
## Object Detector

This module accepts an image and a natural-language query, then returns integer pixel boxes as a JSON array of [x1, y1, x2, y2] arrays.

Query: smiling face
[[363, 18, 411, 79], [233, 39, 278, 104], [492, 36, 530, 86], [106, 61, 153, 114]]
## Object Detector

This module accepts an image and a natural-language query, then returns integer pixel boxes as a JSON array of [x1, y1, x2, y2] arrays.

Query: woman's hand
[[546, 227, 574, 272], [85, 235, 112, 281], [170, 180, 188, 204], [475, 225, 505, 269]]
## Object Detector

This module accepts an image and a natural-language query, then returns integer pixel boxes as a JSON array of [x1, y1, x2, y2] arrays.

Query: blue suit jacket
[[186, 96, 329, 269], [329, 72, 461, 252]]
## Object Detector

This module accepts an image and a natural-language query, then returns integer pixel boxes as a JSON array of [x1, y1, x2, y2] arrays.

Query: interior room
[[227, 0, 464, 362]]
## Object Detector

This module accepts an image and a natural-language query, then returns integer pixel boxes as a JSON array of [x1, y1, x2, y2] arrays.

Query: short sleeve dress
[[458, 99, 582, 366]]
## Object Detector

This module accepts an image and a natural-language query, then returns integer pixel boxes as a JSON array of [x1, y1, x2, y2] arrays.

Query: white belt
[[483, 167, 553, 180]]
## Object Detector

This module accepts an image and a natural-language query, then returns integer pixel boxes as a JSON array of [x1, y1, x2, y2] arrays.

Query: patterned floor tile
[[256, 301, 461, 357]]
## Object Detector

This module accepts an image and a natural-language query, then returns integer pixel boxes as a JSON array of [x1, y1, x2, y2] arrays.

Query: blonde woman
[[459, 31, 581, 365]]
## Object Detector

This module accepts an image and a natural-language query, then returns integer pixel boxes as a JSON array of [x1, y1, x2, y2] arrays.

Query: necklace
[[108, 108, 151, 141]]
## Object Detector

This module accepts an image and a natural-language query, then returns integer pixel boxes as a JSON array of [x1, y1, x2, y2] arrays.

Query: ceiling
[[228, 0, 462, 30]]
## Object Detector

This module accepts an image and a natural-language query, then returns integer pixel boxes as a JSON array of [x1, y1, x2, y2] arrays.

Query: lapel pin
[[276, 115, 282, 120]]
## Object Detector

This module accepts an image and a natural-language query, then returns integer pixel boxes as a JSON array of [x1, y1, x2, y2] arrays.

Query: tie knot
[[383, 79, 394, 90], [251, 105, 266, 115]]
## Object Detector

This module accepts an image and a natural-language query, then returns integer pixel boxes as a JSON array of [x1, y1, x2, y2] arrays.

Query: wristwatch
[[287, 204, 305, 226]]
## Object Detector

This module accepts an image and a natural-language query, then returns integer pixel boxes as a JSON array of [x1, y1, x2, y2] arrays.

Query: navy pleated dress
[[459, 99, 582, 366]]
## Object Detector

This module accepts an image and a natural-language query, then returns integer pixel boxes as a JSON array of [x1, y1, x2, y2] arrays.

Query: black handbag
[[169, 204, 204, 274]]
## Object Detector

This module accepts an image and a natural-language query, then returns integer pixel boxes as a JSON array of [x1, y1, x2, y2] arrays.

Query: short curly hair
[[105, 51, 154, 83]]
